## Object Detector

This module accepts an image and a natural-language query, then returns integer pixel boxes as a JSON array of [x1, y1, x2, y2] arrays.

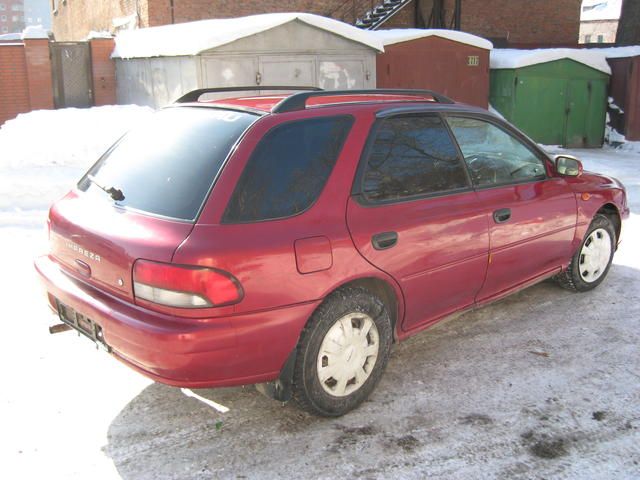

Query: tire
[[554, 214, 616, 292], [292, 286, 393, 417]]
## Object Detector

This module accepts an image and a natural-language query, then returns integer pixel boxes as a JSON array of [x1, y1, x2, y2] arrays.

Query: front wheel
[[291, 287, 392, 416], [554, 214, 616, 292]]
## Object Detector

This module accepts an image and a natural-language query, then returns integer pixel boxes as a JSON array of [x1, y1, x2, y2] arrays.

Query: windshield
[[78, 107, 258, 221]]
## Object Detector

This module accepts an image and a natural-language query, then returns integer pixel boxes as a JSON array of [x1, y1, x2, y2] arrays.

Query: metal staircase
[[356, 0, 414, 30], [328, 0, 414, 30]]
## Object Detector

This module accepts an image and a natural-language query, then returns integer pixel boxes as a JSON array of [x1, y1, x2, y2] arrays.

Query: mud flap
[[255, 349, 296, 402]]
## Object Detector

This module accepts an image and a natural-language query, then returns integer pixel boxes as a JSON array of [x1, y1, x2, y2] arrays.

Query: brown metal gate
[[50, 42, 93, 108]]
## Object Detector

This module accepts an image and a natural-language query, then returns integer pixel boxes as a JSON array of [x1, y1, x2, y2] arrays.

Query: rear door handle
[[372, 231, 398, 250], [493, 208, 511, 224]]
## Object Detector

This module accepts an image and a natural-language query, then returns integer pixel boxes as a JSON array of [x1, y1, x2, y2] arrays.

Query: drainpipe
[[454, 0, 462, 30]]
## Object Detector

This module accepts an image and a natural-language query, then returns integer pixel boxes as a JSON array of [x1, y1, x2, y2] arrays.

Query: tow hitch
[[49, 323, 72, 334]]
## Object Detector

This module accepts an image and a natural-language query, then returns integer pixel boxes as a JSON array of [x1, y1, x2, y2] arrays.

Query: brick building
[[0, 0, 25, 34], [52, 0, 582, 47]]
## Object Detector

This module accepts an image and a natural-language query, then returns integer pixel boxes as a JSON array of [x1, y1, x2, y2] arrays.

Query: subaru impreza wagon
[[35, 87, 629, 416]]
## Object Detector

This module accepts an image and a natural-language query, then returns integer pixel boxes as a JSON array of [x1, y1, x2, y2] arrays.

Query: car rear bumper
[[35, 255, 318, 388]]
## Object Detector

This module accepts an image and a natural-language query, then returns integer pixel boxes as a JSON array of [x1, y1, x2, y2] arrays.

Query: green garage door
[[513, 76, 567, 146], [490, 59, 609, 147]]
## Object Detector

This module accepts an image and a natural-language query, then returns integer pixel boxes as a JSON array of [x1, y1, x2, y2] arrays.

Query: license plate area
[[56, 299, 110, 352]]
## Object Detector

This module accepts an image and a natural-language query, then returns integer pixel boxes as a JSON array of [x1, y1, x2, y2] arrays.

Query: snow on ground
[[0, 106, 154, 227], [0, 107, 639, 479]]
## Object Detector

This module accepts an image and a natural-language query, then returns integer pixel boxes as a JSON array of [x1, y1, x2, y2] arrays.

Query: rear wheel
[[554, 214, 616, 292], [292, 287, 392, 416]]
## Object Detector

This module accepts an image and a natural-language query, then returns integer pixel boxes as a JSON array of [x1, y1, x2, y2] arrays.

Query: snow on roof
[[0, 33, 22, 41], [86, 30, 114, 40], [22, 25, 49, 39], [112, 13, 384, 59], [581, 0, 622, 22], [370, 28, 493, 50], [490, 48, 611, 74], [0, 25, 48, 41], [592, 46, 640, 59]]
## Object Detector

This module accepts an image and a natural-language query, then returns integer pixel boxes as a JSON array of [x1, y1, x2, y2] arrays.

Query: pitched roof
[[112, 13, 384, 59], [370, 28, 493, 50], [490, 48, 611, 74]]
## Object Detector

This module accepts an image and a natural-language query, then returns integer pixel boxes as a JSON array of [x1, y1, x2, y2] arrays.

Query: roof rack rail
[[175, 86, 323, 104], [272, 89, 455, 113]]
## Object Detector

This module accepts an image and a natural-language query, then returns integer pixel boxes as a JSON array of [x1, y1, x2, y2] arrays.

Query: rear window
[[223, 115, 353, 223], [78, 107, 258, 221]]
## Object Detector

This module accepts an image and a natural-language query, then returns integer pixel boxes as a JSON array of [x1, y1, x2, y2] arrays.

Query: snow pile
[[491, 48, 611, 74], [21, 25, 49, 39], [580, 0, 622, 21], [0, 25, 49, 41], [370, 28, 493, 50], [0, 106, 154, 225], [86, 31, 113, 40], [113, 13, 384, 59]]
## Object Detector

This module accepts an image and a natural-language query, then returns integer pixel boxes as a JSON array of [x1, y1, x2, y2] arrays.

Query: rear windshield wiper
[[87, 175, 125, 202]]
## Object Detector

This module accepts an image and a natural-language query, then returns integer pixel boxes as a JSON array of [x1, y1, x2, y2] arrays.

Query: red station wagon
[[35, 88, 629, 416]]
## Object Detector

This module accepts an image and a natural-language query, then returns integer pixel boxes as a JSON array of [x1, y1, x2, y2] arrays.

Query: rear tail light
[[133, 260, 243, 309]]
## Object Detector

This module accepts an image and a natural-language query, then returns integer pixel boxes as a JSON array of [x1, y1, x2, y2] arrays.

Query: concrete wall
[[579, 20, 619, 44], [52, 0, 147, 41]]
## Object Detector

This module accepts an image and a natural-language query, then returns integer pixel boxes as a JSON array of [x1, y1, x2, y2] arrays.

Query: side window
[[446, 116, 546, 187], [223, 116, 353, 223], [361, 114, 469, 202]]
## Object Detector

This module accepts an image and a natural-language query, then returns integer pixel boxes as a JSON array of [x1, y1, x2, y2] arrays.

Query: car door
[[346, 112, 490, 333], [445, 115, 577, 302]]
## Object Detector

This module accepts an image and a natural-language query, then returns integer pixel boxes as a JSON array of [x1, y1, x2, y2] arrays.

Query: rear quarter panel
[[172, 107, 406, 323]]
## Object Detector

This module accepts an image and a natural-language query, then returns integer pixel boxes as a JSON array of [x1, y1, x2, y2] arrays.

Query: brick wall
[[145, 0, 353, 25], [379, 2, 416, 29], [0, 38, 115, 126], [52, 0, 581, 46], [89, 38, 116, 106], [0, 44, 30, 126], [416, 0, 581, 46], [24, 39, 54, 111], [0, 39, 55, 126]]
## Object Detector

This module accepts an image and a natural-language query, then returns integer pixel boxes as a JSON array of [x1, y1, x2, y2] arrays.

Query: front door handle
[[493, 208, 511, 224], [372, 231, 398, 250]]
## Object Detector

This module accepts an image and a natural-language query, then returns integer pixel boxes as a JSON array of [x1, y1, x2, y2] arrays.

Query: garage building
[[372, 29, 493, 108], [490, 49, 611, 148], [601, 46, 640, 141], [112, 13, 383, 108]]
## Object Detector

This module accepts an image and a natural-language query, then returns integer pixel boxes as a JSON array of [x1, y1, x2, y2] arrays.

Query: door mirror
[[555, 155, 583, 177]]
